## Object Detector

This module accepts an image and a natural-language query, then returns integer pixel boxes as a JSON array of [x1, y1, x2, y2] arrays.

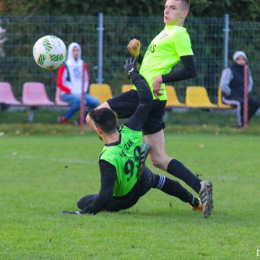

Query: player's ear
[[96, 127, 104, 142], [182, 10, 188, 18], [96, 127, 102, 136]]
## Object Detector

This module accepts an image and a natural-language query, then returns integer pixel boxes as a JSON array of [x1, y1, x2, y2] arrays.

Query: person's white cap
[[233, 51, 247, 62]]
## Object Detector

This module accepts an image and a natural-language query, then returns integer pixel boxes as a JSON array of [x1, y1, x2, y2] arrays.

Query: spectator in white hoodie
[[57, 42, 100, 124]]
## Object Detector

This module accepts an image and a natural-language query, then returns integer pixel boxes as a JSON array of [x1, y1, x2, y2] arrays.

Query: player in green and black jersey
[[62, 57, 202, 216], [86, 0, 214, 218]]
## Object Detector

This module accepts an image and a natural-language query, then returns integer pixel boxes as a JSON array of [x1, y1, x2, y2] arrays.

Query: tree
[[1, 0, 260, 22], [189, 0, 260, 22]]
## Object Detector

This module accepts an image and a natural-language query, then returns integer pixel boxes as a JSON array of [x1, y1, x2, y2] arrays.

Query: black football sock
[[189, 196, 200, 208], [153, 175, 195, 204], [167, 159, 201, 194]]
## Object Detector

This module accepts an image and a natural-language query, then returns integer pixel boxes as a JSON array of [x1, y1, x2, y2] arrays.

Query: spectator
[[57, 42, 100, 124], [219, 51, 260, 127]]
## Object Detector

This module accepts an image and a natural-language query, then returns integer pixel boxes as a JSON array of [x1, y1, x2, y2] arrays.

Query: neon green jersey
[[99, 125, 142, 197], [134, 24, 193, 100]]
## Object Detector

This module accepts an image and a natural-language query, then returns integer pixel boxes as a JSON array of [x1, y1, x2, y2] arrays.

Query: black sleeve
[[124, 71, 153, 131], [80, 160, 117, 215], [137, 53, 144, 65], [161, 55, 197, 83]]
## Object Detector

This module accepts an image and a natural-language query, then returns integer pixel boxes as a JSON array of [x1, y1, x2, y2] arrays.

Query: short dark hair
[[88, 108, 117, 134], [181, 0, 190, 10]]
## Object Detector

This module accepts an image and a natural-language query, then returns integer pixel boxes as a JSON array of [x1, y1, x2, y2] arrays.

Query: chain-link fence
[[0, 15, 259, 109], [0, 16, 98, 101], [229, 21, 260, 99], [102, 16, 226, 103]]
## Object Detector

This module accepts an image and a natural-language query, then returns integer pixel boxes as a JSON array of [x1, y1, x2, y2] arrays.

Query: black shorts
[[107, 90, 166, 135], [77, 167, 156, 212], [104, 166, 156, 212]]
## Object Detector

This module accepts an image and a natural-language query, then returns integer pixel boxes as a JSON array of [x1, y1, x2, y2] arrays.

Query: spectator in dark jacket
[[219, 51, 260, 127]]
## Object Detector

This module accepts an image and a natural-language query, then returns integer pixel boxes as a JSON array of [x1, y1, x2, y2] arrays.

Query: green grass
[[1, 108, 260, 136], [1, 132, 260, 259]]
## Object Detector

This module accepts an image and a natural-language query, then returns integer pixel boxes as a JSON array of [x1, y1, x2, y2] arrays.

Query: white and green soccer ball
[[33, 35, 66, 70]]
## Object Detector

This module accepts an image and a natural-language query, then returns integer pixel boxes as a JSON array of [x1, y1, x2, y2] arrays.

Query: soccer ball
[[33, 35, 66, 70]]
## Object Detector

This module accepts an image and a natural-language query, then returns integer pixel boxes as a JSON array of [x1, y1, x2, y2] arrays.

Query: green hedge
[[1, 0, 260, 22]]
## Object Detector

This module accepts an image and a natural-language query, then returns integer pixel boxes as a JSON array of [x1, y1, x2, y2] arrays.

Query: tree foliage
[[1, 0, 260, 22], [190, 0, 260, 21]]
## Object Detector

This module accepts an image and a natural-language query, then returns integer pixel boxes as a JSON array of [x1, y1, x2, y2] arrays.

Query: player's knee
[[150, 157, 164, 169], [150, 154, 170, 170], [77, 199, 84, 209]]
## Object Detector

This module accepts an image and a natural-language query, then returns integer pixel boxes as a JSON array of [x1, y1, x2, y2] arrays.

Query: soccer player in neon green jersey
[[62, 57, 213, 217], [86, 0, 213, 217]]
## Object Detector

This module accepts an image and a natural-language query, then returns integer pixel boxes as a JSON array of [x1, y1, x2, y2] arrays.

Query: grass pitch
[[0, 131, 260, 259]]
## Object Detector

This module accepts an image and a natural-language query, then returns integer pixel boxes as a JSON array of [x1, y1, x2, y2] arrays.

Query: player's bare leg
[[144, 129, 204, 192], [144, 129, 172, 171], [145, 129, 213, 218]]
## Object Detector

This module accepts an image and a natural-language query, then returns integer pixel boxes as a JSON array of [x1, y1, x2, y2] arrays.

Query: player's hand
[[62, 211, 81, 215], [124, 56, 138, 77], [153, 76, 164, 100], [127, 39, 141, 57]]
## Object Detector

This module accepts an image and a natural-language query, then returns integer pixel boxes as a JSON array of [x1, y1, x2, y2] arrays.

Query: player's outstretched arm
[[153, 55, 197, 100], [127, 39, 141, 57], [62, 161, 116, 215], [124, 57, 153, 132]]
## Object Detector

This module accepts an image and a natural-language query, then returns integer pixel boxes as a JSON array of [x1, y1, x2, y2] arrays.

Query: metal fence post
[[97, 13, 104, 83], [223, 14, 229, 68]]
